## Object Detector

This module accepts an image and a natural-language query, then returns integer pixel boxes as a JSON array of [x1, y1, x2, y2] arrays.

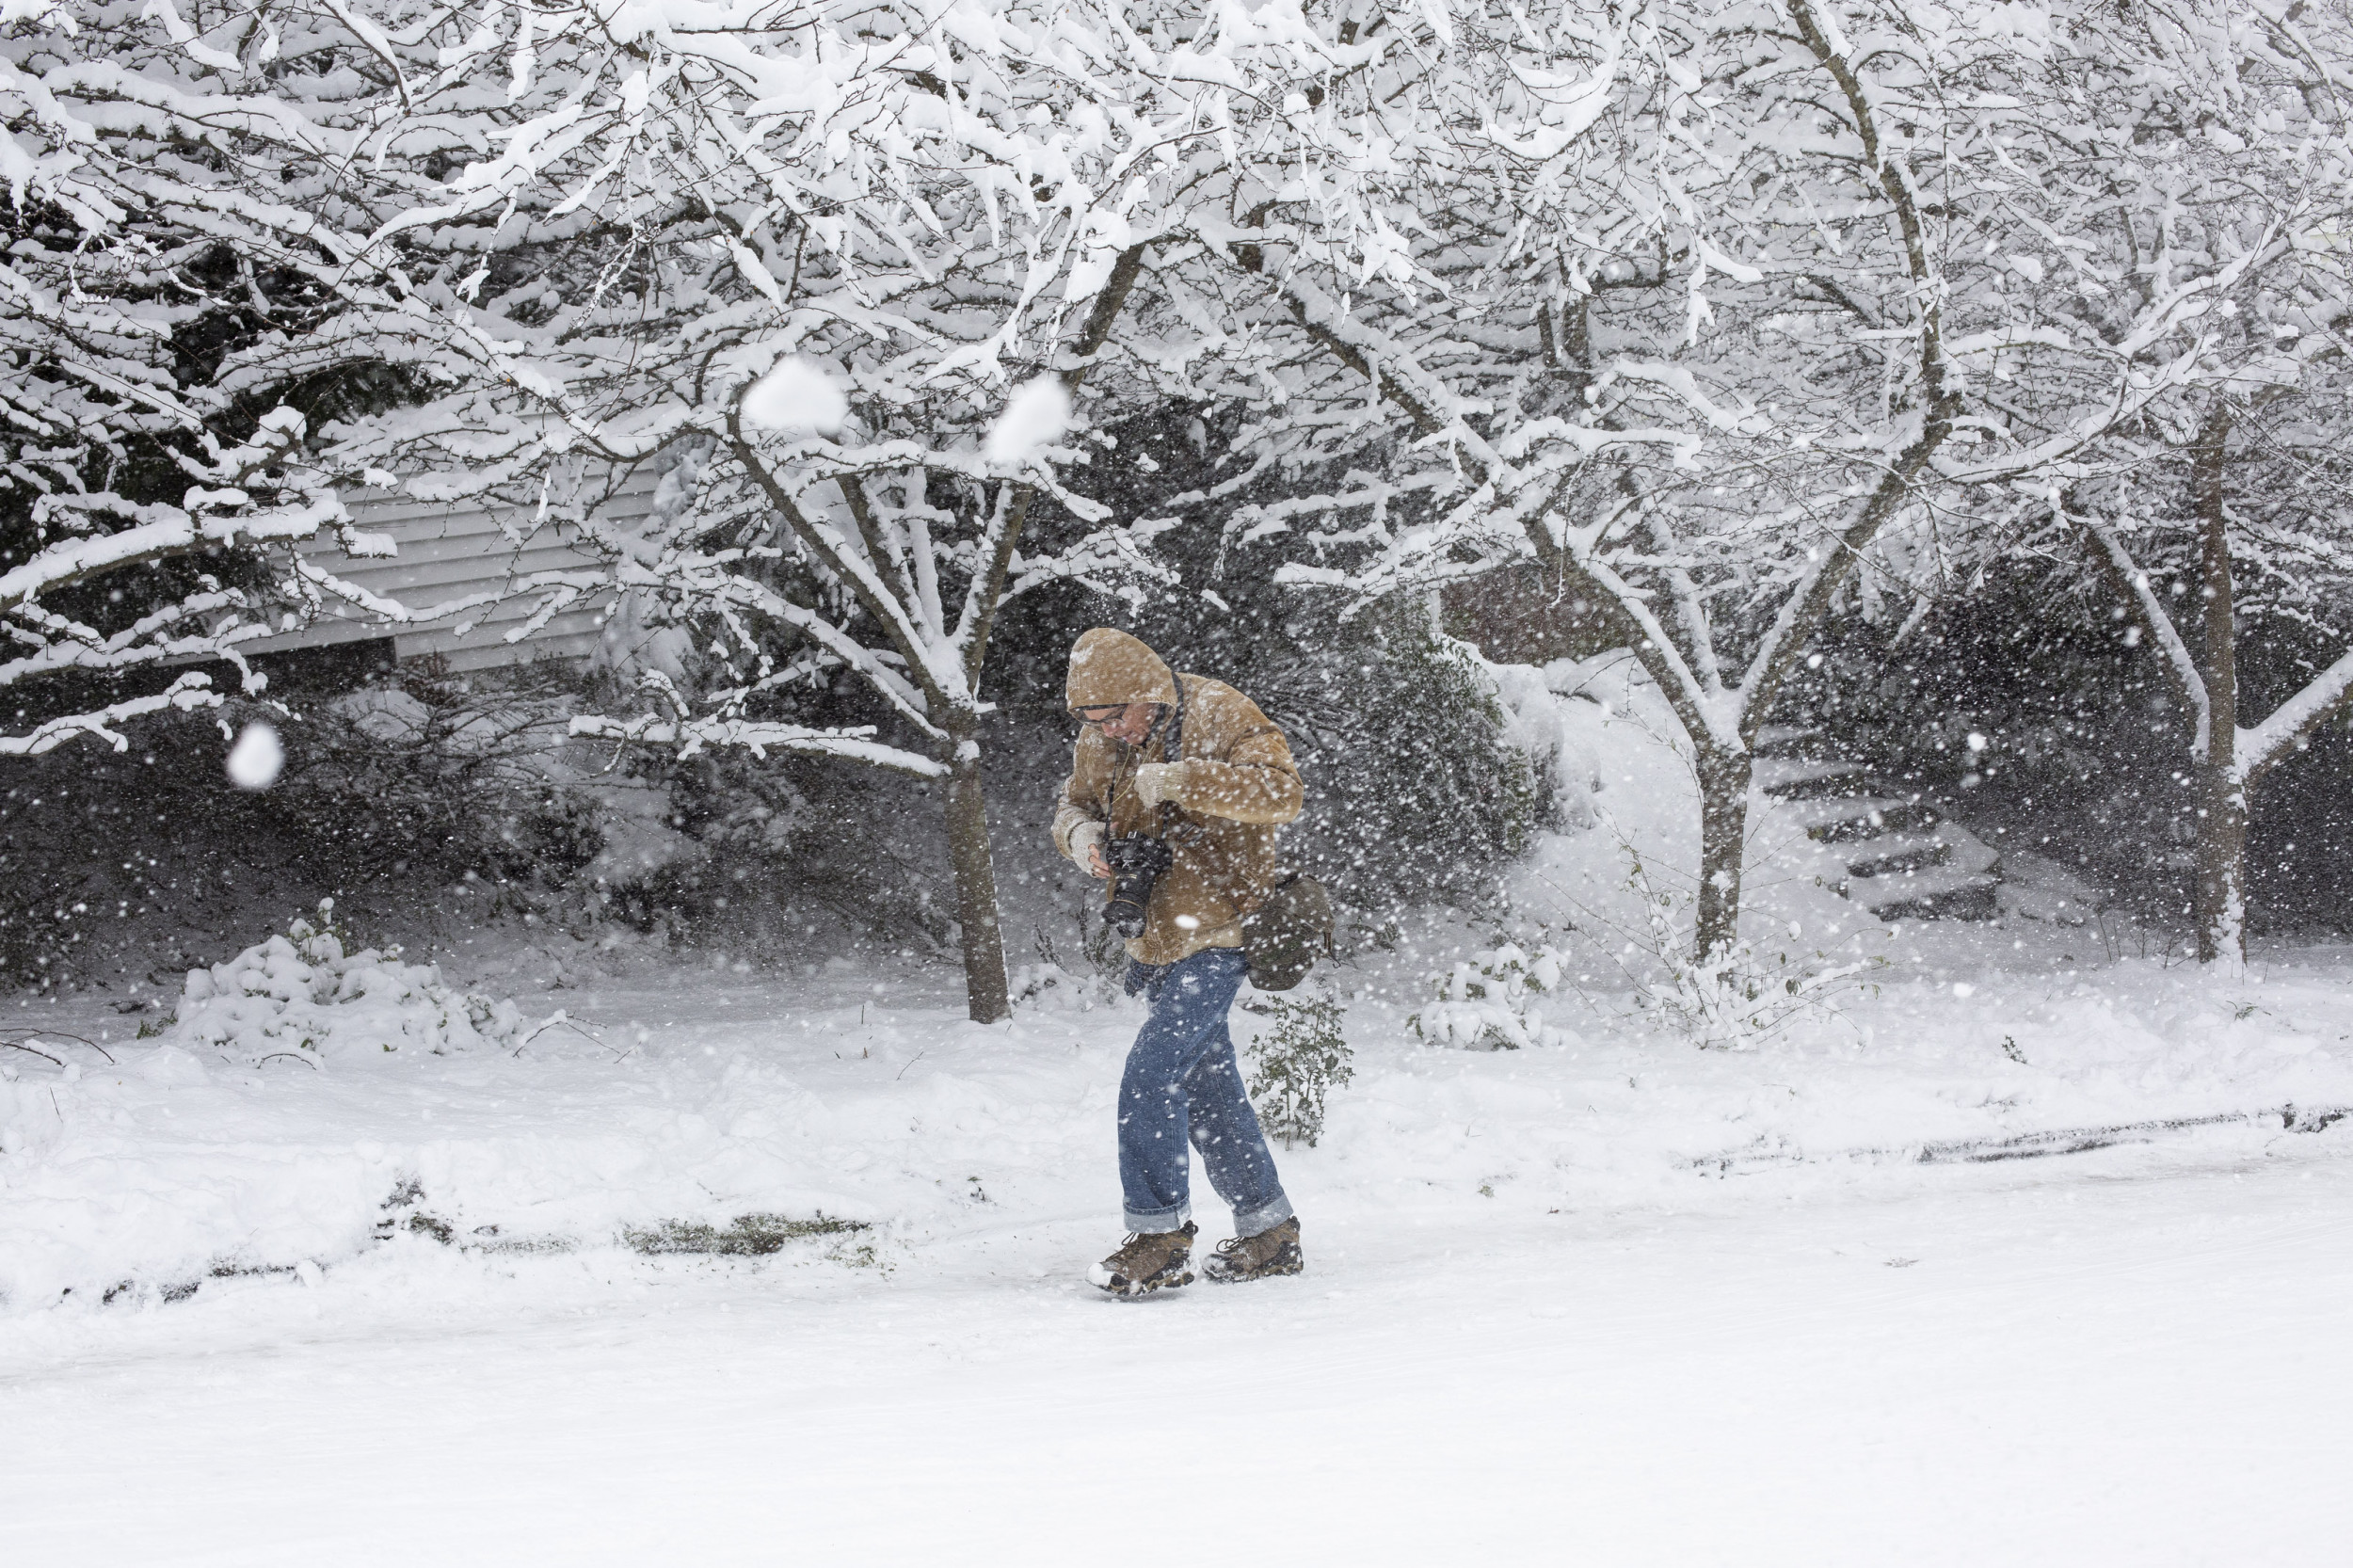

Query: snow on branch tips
[[0, 1, 458, 757]]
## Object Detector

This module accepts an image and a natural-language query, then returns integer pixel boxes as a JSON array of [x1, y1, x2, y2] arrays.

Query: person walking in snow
[[1052, 628, 1306, 1296]]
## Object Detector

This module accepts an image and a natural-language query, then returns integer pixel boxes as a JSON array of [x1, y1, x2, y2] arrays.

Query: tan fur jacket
[[1052, 656, 1303, 966]]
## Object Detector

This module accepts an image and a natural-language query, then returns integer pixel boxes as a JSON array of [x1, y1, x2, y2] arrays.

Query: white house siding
[[248, 467, 663, 675]]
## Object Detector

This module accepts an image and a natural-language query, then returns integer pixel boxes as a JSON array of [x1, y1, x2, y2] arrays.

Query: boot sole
[[1206, 1256, 1304, 1284], [1095, 1267, 1194, 1298]]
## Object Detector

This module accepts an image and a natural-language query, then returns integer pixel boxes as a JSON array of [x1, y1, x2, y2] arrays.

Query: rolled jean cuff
[[1232, 1192, 1294, 1240], [1123, 1200, 1193, 1235]]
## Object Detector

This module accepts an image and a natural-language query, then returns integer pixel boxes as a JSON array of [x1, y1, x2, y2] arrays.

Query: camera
[[1103, 833, 1174, 938]]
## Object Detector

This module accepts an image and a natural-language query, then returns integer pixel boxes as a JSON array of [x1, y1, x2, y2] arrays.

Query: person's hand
[[1133, 760, 1189, 809], [1069, 820, 1111, 878]]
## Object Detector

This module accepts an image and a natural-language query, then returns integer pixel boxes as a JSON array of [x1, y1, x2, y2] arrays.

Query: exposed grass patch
[[622, 1212, 869, 1256]]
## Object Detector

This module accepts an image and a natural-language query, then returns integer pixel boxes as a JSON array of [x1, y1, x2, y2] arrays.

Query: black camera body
[[1103, 832, 1174, 938]]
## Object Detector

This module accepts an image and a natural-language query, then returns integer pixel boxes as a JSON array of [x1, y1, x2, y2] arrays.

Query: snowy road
[[8, 1142, 2347, 1566]]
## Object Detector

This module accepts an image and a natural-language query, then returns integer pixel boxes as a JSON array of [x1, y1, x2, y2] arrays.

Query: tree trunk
[[942, 725, 1012, 1023], [1693, 746, 1753, 961], [2189, 410, 2246, 970], [2193, 756, 2249, 968]]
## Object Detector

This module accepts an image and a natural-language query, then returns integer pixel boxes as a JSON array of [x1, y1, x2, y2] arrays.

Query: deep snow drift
[[4, 658, 2350, 1561]]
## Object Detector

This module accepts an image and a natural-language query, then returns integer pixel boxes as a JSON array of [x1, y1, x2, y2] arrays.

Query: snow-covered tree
[[0, 1, 427, 756], [276, 0, 1323, 1019], [1859, 0, 2353, 968], [1119, 0, 2298, 958], [40, 0, 2339, 994], [2071, 67, 2353, 965], [2078, 390, 2353, 970]]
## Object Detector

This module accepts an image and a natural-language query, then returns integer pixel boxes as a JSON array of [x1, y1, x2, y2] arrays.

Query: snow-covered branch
[[2082, 516, 2215, 758], [2239, 651, 2353, 784], [568, 713, 946, 779]]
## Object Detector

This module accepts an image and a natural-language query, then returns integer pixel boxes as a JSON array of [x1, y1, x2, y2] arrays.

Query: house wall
[[246, 467, 664, 675]]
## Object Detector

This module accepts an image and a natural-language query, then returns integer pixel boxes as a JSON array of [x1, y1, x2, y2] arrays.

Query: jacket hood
[[1065, 628, 1177, 712]]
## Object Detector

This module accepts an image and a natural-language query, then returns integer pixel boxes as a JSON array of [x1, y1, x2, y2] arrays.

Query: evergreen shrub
[[1241, 993, 1353, 1147]]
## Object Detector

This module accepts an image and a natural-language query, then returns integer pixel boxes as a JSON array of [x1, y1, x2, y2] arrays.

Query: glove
[[1132, 760, 1190, 809], [1066, 819, 1106, 872]]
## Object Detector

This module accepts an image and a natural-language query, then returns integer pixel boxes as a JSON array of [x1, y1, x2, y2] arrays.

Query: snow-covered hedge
[[171, 903, 533, 1064]]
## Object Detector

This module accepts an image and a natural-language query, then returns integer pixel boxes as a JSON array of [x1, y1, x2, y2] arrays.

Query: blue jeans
[[1118, 947, 1293, 1237]]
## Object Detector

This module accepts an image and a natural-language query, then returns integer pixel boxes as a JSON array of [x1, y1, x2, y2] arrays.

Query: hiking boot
[[1203, 1217, 1304, 1283], [1087, 1222, 1197, 1297]]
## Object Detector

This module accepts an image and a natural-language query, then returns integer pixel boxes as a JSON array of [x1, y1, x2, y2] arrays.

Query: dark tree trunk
[[2189, 411, 2247, 968], [1693, 746, 1753, 961], [2193, 756, 2249, 968], [942, 725, 1011, 1022]]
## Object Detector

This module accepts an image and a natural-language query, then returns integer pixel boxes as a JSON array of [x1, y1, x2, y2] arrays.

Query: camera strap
[[1156, 675, 1191, 834], [1163, 674, 1187, 766]]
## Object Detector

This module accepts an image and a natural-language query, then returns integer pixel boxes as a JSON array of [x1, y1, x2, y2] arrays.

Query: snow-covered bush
[[1411, 925, 1877, 1054], [643, 742, 960, 954], [0, 661, 678, 990], [1008, 961, 1098, 1012], [168, 904, 536, 1064], [1288, 609, 1553, 910], [1641, 939, 1879, 1053], [1411, 943, 1573, 1052], [1619, 848, 1879, 1051], [1241, 994, 1353, 1148]]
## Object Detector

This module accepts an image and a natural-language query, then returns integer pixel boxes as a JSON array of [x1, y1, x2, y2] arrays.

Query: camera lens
[[1105, 833, 1173, 938]]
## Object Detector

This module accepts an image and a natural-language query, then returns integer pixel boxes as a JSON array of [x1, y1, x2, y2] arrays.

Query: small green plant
[[1241, 994, 1353, 1147]]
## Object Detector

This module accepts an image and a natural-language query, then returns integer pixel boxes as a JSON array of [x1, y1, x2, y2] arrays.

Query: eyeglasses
[[1076, 704, 1131, 726]]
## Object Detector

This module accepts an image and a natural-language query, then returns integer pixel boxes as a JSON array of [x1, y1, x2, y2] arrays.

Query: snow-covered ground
[[6, 944, 2352, 1563], [6, 662, 2351, 1561]]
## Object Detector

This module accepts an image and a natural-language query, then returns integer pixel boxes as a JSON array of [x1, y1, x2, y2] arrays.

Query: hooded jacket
[[1051, 628, 1305, 965]]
